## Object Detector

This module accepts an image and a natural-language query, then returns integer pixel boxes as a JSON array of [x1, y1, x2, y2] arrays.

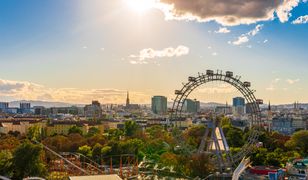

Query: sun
[[124, 0, 157, 13]]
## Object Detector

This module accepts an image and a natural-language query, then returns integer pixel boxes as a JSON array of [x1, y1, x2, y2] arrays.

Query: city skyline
[[0, 0, 308, 104]]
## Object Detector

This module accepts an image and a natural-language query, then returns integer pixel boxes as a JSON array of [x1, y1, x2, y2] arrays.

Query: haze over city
[[1, 1, 308, 180], [0, 0, 308, 104]]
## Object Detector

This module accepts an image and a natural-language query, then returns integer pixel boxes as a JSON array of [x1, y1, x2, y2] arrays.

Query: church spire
[[126, 91, 130, 107], [268, 101, 271, 111]]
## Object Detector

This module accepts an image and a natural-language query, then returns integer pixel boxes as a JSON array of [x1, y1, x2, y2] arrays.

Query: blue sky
[[0, 0, 307, 104]]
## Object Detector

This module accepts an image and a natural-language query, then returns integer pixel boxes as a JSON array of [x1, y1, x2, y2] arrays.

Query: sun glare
[[125, 0, 157, 13]]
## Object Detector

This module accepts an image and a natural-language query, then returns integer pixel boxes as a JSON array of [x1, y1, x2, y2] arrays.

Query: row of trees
[[221, 120, 308, 167], [0, 118, 307, 179], [0, 138, 47, 179]]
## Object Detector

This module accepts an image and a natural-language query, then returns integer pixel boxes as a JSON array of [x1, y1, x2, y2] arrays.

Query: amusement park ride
[[29, 69, 264, 179], [171, 69, 264, 177]]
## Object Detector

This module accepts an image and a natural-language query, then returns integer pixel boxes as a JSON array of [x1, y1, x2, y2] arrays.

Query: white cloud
[[266, 78, 281, 91], [276, 0, 301, 23], [154, 0, 305, 26], [263, 39, 268, 43], [83, 46, 87, 49], [0, 78, 149, 104], [212, 52, 218, 56], [286, 79, 300, 84], [129, 45, 189, 64], [274, 78, 281, 83], [292, 15, 308, 24], [232, 24, 263, 45], [266, 78, 300, 91], [248, 24, 263, 36], [232, 35, 249, 45], [215, 27, 231, 34], [266, 86, 275, 91]]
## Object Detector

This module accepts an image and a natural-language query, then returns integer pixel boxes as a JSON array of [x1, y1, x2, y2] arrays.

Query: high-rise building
[[233, 97, 245, 107], [20, 103, 31, 114], [33, 106, 46, 115], [84, 101, 102, 119], [0, 102, 9, 113], [20, 102, 31, 109], [151, 96, 167, 115], [215, 102, 232, 114], [245, 103, 254, 114], [184, 99, 200, 113], [233, 97, 245, 115]]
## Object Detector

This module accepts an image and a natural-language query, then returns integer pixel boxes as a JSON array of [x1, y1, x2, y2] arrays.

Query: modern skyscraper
[[232, 97, 245, 115], [0, 102, 9, 112], [151, 96, 167, 115], [233, 97, 245, 107], [20, 102, 31, 114], [245, 103, 254, 114], [183, 99, 200, 113]]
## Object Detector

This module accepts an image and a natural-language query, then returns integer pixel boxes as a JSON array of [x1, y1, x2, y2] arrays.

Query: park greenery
[[0, 118, 307, 179]]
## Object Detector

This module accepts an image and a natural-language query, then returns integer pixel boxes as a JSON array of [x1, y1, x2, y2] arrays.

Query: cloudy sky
[[0, 0, 307, 104]]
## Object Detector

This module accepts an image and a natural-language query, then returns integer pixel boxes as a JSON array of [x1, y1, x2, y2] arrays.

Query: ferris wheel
[[171, 70, 263, 170]]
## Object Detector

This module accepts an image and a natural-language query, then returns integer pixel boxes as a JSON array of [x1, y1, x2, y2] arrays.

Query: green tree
[[107, 129, 124, 140], [223, 125, 244, 147], [101, 146, 112, 156], [78, 145, 92, 158], [124, 120, 139, 137], [285, 130, 308, 155], [42, 135, 71, 152], [147, 125, 167, 139], [142, 139, 170, 162], [68, 126, 83, 136], [185, 153, 215, 178], [159, 152, 178, 167], [265, 148, 284, 167], [221, 116, 231, 127], [121, 138, 144, 155], [12, 141, 47, 179], [230, 147, 242, 156], [27, 125, 42, 141], [0, 150, 13, 177], [92, 143, 103, 160], [0, 135, 20, 150], [87, 134, 106, 147], [68, 133, 86, 152], [251, 148, 268, 166], [87, 127, 100, 137], [184, 125, 205, 148]]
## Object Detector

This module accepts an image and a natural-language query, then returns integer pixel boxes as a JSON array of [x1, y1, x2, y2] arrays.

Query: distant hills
[[272, 103, 308, 109], [6, 100, 308, 109], [167, 101, 225, 108], [8, 100, 85, 108], [8, 100, 225, 108]]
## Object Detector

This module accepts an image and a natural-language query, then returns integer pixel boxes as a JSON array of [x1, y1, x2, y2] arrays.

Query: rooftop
[[69, 175, 122, 180]]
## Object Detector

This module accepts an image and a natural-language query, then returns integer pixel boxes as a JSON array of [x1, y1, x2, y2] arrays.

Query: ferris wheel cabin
[[206, 70, 214, 76], [226, 71, 233, 77]]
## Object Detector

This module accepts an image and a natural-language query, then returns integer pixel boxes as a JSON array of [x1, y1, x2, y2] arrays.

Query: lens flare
[[124, 0, 157, 13]]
